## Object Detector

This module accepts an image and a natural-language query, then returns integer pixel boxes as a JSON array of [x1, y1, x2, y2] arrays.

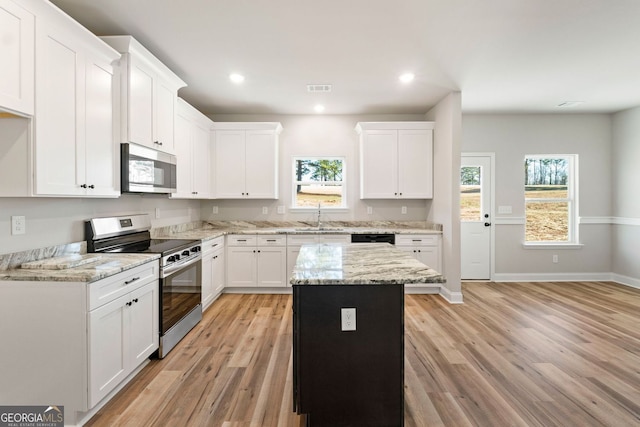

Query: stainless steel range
[[86, 214, 202, 358]]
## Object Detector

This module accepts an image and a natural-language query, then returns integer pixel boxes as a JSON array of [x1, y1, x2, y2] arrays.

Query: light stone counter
[[290, 243, 445, 285], [0, 253, 160, 283], [153, 220, 443, 242]]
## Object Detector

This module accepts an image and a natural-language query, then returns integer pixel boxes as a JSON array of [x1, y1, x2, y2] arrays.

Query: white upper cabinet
[[213, 122, 282, 199], [171, 98, 213, 199], [0, 0, 34, 115], [356, 122, 434, 199], [32, 1, 120, 197], [101, 36, 186, 155]]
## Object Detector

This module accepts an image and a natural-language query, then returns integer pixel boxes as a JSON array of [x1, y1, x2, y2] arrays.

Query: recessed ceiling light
[[557, 101, 584, 107], [399, 73, 415, 84], [229, 73, 245, 84], [314, 104, 325, 113]]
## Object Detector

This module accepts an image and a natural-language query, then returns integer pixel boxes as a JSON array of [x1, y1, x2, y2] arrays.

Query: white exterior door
[[461, 154, 493, 280]]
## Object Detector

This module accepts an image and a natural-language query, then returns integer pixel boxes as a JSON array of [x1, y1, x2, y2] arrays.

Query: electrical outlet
[[155, 208, 160, 219], [277, 205, 285, 214], [262, 207, 268, 215], [552, 254, 559, 263], [341, 308, 356, 331], [367, 206, 373, 215], [401, 206, 407, 214], [212, 206, 219, 214], [11, 216, 26, 235]]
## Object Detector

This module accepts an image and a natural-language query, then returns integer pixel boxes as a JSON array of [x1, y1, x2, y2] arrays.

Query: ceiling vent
[[307, 84, 332, 93]]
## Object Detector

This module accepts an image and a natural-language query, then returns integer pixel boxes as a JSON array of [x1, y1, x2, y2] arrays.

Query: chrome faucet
[[316, 203, 322, 229]]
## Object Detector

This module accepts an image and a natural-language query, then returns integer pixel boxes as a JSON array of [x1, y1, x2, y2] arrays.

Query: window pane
[[460, 166, 481, 221], [525, 201, 569, 241], [525, 185, 568, 199], [296, 183, 342, 207], [294, 157, 345, 208]]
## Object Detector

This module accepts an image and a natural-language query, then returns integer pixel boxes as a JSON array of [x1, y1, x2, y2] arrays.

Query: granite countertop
[[153, 220, 443, 242], [290, 243, 445, 285], [0, 253, 160, 283]]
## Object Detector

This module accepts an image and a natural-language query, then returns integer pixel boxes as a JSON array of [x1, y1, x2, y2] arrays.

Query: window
[[524, 155, 577, 243], [460, 166, 481, 221], [293, 157, 345, 208]]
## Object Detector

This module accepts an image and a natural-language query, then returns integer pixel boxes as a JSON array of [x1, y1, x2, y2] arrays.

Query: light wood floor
[[86, 281, 640, 426]]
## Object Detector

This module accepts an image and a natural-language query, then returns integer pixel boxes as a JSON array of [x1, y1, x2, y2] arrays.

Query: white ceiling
[[51, 0, 640, 115]]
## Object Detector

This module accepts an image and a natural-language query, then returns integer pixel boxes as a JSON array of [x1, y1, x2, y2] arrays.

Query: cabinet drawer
[[89, 261, 158, 310], [202, 236, 224, 254], [395, 234, 441, 246], [257, 235, 286, 246], [227, 235, 257, 246]]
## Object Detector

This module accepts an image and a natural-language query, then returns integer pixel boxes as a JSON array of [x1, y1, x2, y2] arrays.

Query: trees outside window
[[293, 157, 345, 208]]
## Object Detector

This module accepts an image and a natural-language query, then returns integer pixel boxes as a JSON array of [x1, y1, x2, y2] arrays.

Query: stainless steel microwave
[[121, 143, 177, 194]]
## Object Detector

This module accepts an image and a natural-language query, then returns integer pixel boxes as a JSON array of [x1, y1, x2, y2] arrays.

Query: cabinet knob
[[80, 184, 87, 188], [88, 184, 95, 189], [133, 298, 139, 304], [126, 301, 132, 307]]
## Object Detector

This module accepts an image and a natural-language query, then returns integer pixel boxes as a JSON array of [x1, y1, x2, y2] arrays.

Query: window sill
[[521, 243, 584, 250]]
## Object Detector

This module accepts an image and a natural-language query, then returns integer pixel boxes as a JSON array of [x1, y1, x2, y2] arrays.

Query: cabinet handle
[[80, 184, 87, 188], [88, 184, 95, 189], [412, 239, 422, 242], [126, 301, 132, 307], [237, 239, 247, 242], [133, 298, 139, 303], [124, 277, 140, 285], [266, 239, 276, 242], [210, 243, 218, 248], [399, 192, 403, 196], [154, 141, 163, 146], [257, 250, 261, 253], [394, 192, 397, 195]]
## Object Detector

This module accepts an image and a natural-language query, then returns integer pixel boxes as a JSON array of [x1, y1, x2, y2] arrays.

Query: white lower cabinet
[[226, 235, 287, 288], [395, 234, 442, 287], [0, 260, 159, 426], [87, 263, 159, 407], [201, 236, 225, 310]]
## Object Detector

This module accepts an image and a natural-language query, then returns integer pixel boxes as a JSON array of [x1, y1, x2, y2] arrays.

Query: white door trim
[[461, 152, 495, 281]]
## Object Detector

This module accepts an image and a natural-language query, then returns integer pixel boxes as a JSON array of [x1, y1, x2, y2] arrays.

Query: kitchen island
[[290, 243, 444, 426]]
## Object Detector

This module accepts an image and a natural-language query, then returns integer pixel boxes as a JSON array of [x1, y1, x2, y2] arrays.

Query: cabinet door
[[85, 58, 119, 197], [257, 246, 287, 287], [245, 130, 278, 199], [88, 296, 127, 407], [414, 246, 441, 272], [0, 0, 34, 115], [360, 130, 398, 199], [212, 248, 225, 296], [226, 246, 256, 287], [172, 111, 193, 198], [128, 58, 154, 147], [128, 281, 159, 367], [215, 130, 246, 198], [192, 121, 211, 197], [201, 252, 214, 309], [155, 78, 175, 153], [34, 23, 85, 196], [398, 129, 433, 198]]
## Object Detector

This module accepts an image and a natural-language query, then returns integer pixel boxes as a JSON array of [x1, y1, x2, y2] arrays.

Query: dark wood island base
[[293, 284, 404, 427]]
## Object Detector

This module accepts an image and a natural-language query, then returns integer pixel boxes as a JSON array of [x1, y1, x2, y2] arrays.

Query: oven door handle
[[162, 256, 201, 278]]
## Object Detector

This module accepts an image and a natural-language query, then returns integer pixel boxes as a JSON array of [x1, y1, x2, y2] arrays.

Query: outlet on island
[[341, 307, 356, 331]]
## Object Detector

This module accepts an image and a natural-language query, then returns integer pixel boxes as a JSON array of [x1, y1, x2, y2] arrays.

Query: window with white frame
[[293, 157, 345, 208], [524, 155, 578, 243]]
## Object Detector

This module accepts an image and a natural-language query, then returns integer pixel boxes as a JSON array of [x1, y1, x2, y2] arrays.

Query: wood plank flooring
[[86, 281, 640, 426]]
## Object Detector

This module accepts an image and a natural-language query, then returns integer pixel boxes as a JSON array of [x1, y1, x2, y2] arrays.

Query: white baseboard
[[611, 273, 640, 289], [439, 286, 464, 304], [492, 272, 640, 290]]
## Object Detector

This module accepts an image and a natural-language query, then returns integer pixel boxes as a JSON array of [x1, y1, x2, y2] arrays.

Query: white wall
[[426, 93, 462, 302], [611, 107, 640, 284], [462, 114, 612, 279], [201, 114, 430, 223], [0, 195, 201, 255]]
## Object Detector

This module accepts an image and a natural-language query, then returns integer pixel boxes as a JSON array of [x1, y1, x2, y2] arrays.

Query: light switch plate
[[341, 308, 356, 331]]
